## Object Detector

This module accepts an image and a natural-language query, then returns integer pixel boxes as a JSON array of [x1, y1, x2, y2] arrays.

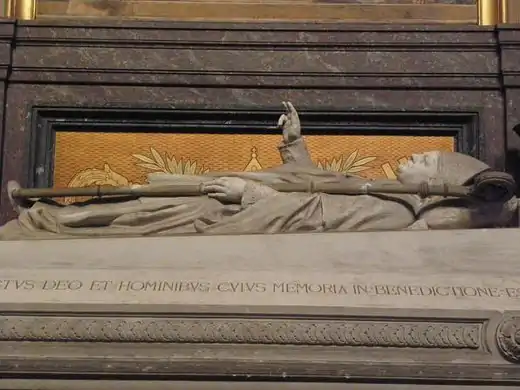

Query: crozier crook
[[469, 171, 517, 203]]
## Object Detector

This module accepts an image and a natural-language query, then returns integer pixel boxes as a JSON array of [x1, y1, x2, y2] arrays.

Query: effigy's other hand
[[202, 177, 247, 203], [278, 101, 301, 144]]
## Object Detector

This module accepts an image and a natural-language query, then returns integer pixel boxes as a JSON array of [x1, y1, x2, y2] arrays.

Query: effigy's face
[[396, 151, 439, 184]]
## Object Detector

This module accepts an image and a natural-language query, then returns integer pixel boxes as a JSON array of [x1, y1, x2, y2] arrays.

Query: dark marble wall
[[0, 20, 14, 221], [498, 27, 520, 184], [0, 21, 519, 224]]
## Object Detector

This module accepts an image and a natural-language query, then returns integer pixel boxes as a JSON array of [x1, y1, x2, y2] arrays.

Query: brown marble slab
[[0, 20, 14, 216], [1, 21, 520, 226], [1, 21, 509, 224]]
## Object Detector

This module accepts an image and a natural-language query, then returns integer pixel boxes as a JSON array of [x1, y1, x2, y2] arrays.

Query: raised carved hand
[[278, 101, 301, 144], [202, 177, 248, 204]]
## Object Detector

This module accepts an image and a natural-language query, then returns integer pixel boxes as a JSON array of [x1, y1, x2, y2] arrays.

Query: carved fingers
[[278, 101, 301, 143], [202, 177, 248, 204], [277, 113, 288, 128]]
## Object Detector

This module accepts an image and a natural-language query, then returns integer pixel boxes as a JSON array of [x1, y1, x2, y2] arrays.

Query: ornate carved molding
[[496, 316, 520, 363], [0, 316, 481, 349]]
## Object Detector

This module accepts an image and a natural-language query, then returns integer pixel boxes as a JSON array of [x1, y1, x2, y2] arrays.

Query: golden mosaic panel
[[54, 132, 454, 198]]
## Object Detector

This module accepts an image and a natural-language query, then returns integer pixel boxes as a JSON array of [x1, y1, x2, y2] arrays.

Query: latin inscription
[[0, 279, 519, 300]]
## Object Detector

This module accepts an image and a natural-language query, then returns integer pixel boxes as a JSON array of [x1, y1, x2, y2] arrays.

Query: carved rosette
[[497, 316, 520, 363], [0, 316, 481, 349]]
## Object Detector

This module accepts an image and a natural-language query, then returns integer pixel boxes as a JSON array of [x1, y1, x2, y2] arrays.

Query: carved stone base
[[1, 229, 520, 387]]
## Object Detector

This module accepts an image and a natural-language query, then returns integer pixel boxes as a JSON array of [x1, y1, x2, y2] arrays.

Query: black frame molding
[[29, 107, 481, 188]]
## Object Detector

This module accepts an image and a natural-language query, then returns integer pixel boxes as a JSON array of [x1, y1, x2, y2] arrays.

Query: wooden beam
[[36, 1, 477, 24]]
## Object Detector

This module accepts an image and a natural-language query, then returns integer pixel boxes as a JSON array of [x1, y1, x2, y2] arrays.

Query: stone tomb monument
[[0, 103, 519, 389]]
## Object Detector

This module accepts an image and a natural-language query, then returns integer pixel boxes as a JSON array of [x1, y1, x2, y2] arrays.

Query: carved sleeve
[[278, 138, 315, 167], [241, 181, 281, 208]]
